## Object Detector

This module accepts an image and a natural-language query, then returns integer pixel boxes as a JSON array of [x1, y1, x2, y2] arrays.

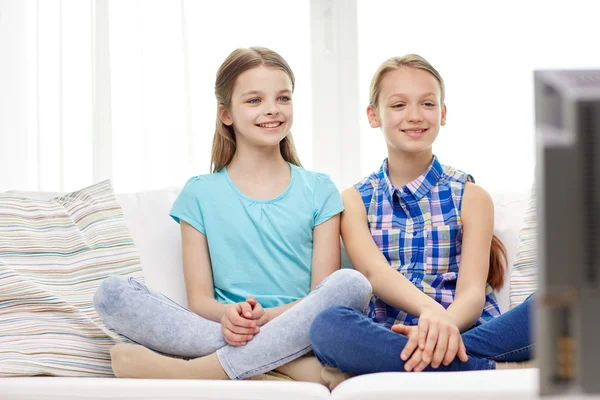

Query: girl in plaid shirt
[[310, 54, 533, 376]]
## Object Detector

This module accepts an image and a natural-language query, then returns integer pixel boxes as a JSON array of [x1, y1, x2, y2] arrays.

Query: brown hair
[[488, 235, 507, 290], [211, 46, 302, 173], [369, 54, 507, 289]]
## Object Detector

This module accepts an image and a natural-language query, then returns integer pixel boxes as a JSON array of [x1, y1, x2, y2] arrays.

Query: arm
[[340, 187, 444, 316], [263, 214, 341, 322], [445, 182, 494, 332], [180, 220, 226, 323], [181, 220, 258, 345]]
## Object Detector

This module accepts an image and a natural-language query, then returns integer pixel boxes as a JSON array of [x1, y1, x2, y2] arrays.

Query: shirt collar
[[378, 155, 443, 202]]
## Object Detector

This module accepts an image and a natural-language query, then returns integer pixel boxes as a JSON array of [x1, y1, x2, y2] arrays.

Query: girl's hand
[[394, 308, 468, 371], [392, 325, 428, 371], [220, 302, 260, 346], [245, 296, 270, 327]]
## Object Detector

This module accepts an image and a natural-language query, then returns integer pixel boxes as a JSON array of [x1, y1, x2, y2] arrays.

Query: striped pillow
[[509, 184, 537, 309], [0, 180, 143, 377]]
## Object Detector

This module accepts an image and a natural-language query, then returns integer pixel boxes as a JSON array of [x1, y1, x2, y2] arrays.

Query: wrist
[[417, 300, 445, 317], [264, 307, 275, 322], [445, 308, 460, 325]]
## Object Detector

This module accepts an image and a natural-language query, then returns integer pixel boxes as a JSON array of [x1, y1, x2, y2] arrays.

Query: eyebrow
[[241, 89, 292, 97], [388, 92, 437, 99]]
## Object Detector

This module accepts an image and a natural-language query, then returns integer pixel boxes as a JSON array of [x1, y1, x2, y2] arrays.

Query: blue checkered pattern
[[356, 156, 501, 328]]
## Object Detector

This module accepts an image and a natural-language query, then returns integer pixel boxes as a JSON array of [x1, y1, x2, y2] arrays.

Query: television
[[535, 69, 600, 396]]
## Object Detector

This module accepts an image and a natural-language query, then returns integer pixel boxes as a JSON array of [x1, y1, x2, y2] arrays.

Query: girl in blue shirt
[[94, 47, 372, 381]]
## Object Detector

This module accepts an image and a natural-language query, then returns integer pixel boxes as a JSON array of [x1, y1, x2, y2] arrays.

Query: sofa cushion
[[1, 377, 331, 400], [509, 184, 537, 309], [0, 180, 143, 377], [329, 369, 538, 400]]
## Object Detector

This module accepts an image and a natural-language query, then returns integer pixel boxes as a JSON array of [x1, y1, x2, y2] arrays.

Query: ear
[[441, 103, 447, 126], [367, 105, 381, 128], [218, 104, 233, 126]]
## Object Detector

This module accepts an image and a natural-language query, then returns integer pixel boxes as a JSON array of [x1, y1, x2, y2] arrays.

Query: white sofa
[[1, 188, 538, 399]]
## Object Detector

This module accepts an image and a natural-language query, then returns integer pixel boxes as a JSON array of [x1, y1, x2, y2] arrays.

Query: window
[[357, 0, 599, 192], [108, 0, 312, 191]]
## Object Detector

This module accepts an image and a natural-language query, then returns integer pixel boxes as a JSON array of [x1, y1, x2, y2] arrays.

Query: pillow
[[509, 184, 537, 309], [0, 180, 143, 377]]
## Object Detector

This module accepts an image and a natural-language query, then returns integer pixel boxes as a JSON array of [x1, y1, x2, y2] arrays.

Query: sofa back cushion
[[489, 191, 529, 312], [116, 188, 188, 306]]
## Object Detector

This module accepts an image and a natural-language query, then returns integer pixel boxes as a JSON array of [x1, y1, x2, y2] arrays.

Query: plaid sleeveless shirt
[[355, 156, 500, 328]]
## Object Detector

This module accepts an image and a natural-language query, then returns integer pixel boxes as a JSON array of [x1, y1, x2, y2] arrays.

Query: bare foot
[[110, 344, 227, 380]]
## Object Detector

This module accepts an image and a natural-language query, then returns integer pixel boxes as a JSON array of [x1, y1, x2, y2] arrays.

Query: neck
[[227, 141, 288, 181], [386, 148, 433, 188]]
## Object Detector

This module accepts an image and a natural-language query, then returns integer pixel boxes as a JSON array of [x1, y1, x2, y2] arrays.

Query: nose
[[406, 105, 423, 123], [264, 100, 280, 116]]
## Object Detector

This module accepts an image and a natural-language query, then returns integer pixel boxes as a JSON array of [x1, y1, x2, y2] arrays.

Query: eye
[[423, 102, 436, 107], [278, 95, 291, 102], [247, 98, 261, 104], [391, 103, 405, 108]]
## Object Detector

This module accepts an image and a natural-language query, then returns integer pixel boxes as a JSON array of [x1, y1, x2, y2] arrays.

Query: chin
[[390, 141, 434, 155], [254, 137, 286, 149]]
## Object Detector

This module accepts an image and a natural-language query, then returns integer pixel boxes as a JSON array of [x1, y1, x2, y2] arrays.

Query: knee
[[93, 276, 131, 318], [309, 306, 354, 352], [325, 269, 372, 309]]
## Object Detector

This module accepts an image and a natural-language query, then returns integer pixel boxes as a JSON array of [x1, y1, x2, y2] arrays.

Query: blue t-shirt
[[169, 163, 343, 308]]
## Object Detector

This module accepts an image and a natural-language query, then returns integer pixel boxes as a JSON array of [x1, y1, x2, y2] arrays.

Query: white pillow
[[509, 184, 537, 309]]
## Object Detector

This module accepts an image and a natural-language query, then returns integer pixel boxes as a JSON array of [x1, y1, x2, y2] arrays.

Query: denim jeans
[[309, 295, 534, 374], [93, 269, 372, 380]]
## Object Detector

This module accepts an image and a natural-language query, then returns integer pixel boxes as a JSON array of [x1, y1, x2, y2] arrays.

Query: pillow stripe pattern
[[509, 184, 537, 309], [0, 180, 143, 377]]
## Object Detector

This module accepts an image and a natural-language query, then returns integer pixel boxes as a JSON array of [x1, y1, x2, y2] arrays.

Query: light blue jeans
[[93, 269, 372, 380]]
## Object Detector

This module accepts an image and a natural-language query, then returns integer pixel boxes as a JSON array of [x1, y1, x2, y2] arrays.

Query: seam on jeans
[[232, 345, 313, 380], [216, 348, 237, 380], [129, 277, 149, 293], [491, 344, 533, 361]]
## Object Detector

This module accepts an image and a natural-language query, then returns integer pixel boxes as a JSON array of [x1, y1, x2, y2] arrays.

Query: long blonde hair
[[369, 54, 508, 290], [210, 47, 302, 173]]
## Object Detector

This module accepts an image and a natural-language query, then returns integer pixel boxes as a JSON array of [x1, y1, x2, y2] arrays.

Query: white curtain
[[2, 0, 598, 194], [1, 0, 311, 193], [357, 0, 600, 193]]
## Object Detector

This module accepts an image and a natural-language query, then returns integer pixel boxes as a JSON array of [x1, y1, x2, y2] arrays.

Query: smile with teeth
[[402, 128, 427, 133], [257, 122, 282, 128]]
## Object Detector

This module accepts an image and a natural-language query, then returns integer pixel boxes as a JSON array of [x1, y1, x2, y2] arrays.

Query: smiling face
[[367, 66, 446, 156], [219, 65, 294, 149]]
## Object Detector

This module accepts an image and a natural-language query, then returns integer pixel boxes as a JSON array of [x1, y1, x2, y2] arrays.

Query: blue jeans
[[93, 269, 372, 380], [309, 295, 534, 374]]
